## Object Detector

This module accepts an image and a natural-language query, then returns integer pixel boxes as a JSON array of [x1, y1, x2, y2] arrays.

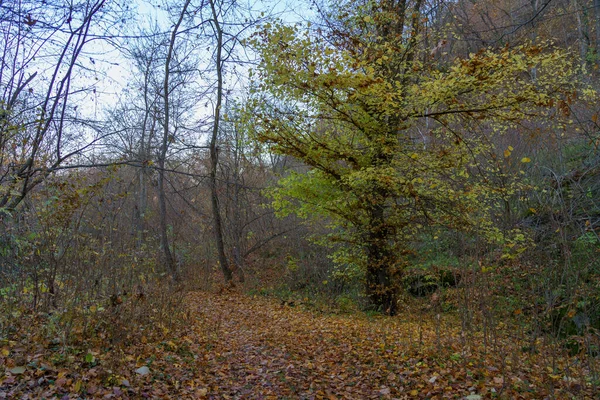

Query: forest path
[[0, 290, 589, 398], [185, 291, 462, 399]]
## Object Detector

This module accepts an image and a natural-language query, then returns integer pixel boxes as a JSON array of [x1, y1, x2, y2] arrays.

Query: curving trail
[[180, 292, 487, 399], [187, 292, 427, 399], [1, 290, 589, 399], [176, 292, 591, 399]]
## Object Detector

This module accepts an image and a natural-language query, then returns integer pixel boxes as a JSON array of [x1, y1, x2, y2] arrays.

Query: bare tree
[[207, 0, 234, 283], [0, 0, 121, 214], [156, 0, 195, 281], [200, 0, 274, 283]]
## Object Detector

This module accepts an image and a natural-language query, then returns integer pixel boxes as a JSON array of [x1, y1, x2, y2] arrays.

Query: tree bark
[[158, 0, 192, 281], [573, 0, 590, 68], [365, 201, 397, 316], [136, 57, 155, 249], [595, 0, 600, 64], [209, 0, 234, 283]]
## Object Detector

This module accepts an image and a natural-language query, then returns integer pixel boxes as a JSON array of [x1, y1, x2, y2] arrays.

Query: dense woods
[[1, 0, 600, 398]]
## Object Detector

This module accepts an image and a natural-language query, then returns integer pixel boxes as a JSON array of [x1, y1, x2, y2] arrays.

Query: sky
[[94, 0, 313, 116]]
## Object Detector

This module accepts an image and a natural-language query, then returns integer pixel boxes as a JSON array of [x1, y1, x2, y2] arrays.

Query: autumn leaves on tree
[[248, 0, 578, 314]]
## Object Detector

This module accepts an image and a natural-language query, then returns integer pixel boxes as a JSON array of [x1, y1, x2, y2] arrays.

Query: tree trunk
[[136, 149, 147, 248], [363, 0, 423, 315], [209, 0, 234, 283], [158, 0, 192, 282], [595, 0, 600, 64], [231, 119, 245, 283], [136, 56, 157, 249], [574, 0, 591, 68], [365, 201, 397, 316]]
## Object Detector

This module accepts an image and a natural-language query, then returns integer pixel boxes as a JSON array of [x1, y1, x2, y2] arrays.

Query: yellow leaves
[[481, 265, 494, 273], [165, 341, 178, 351], [521, 157, 531, 163], [582, 88, 597, 101]]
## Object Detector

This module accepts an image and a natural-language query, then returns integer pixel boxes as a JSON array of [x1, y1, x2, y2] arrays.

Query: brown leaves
[[177, 292, 596, 399], [1, 291, 597, 398]]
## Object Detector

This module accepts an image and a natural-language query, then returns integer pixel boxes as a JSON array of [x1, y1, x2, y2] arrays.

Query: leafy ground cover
[[0, 289, 597, 399]]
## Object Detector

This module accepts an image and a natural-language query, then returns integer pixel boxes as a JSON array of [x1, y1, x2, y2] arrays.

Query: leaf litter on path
[[0, 291, 596, 399]]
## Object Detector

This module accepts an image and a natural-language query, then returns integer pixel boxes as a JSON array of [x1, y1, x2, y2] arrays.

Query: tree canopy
[[248, 0, 580, 314]]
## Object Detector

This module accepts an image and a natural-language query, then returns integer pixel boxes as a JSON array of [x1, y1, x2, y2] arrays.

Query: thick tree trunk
[[136, 119, 151, 249], [365, 201, 397, 316], [157, 161, 177, 279], [363, 0, 424, 315]]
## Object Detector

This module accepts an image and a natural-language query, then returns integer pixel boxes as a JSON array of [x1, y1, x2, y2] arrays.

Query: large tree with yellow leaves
[[248, 0, 579, 314]]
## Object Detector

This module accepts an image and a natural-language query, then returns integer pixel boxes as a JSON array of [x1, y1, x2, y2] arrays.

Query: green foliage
[[246, 0, 578, 312]]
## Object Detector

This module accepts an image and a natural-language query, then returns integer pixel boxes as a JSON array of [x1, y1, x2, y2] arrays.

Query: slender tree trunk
[[595, 0, 600, 64], [209, 0, 233, 283], [137, 145, 147, 248], [231, 128, 245, 283], [574, 0, 591, 68], [158, 0, 192, 281], [136, 68, 152, 249]]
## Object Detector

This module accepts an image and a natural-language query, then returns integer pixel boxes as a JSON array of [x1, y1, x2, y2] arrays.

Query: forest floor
[[0, 289, 598, 399]]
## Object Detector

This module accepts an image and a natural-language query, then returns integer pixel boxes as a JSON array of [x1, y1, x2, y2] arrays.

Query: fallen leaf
[[135, 366, 150, 375], [8, 366, 25, 375]]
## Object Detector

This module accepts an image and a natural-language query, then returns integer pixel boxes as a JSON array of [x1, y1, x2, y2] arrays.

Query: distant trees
[[100, 0, 275, 283]]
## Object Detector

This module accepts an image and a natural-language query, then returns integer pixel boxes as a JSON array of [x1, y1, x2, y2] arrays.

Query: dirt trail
[[186, 292, 447, 399], [183, 292, 593, 399], [1, 290, 592, 398]]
